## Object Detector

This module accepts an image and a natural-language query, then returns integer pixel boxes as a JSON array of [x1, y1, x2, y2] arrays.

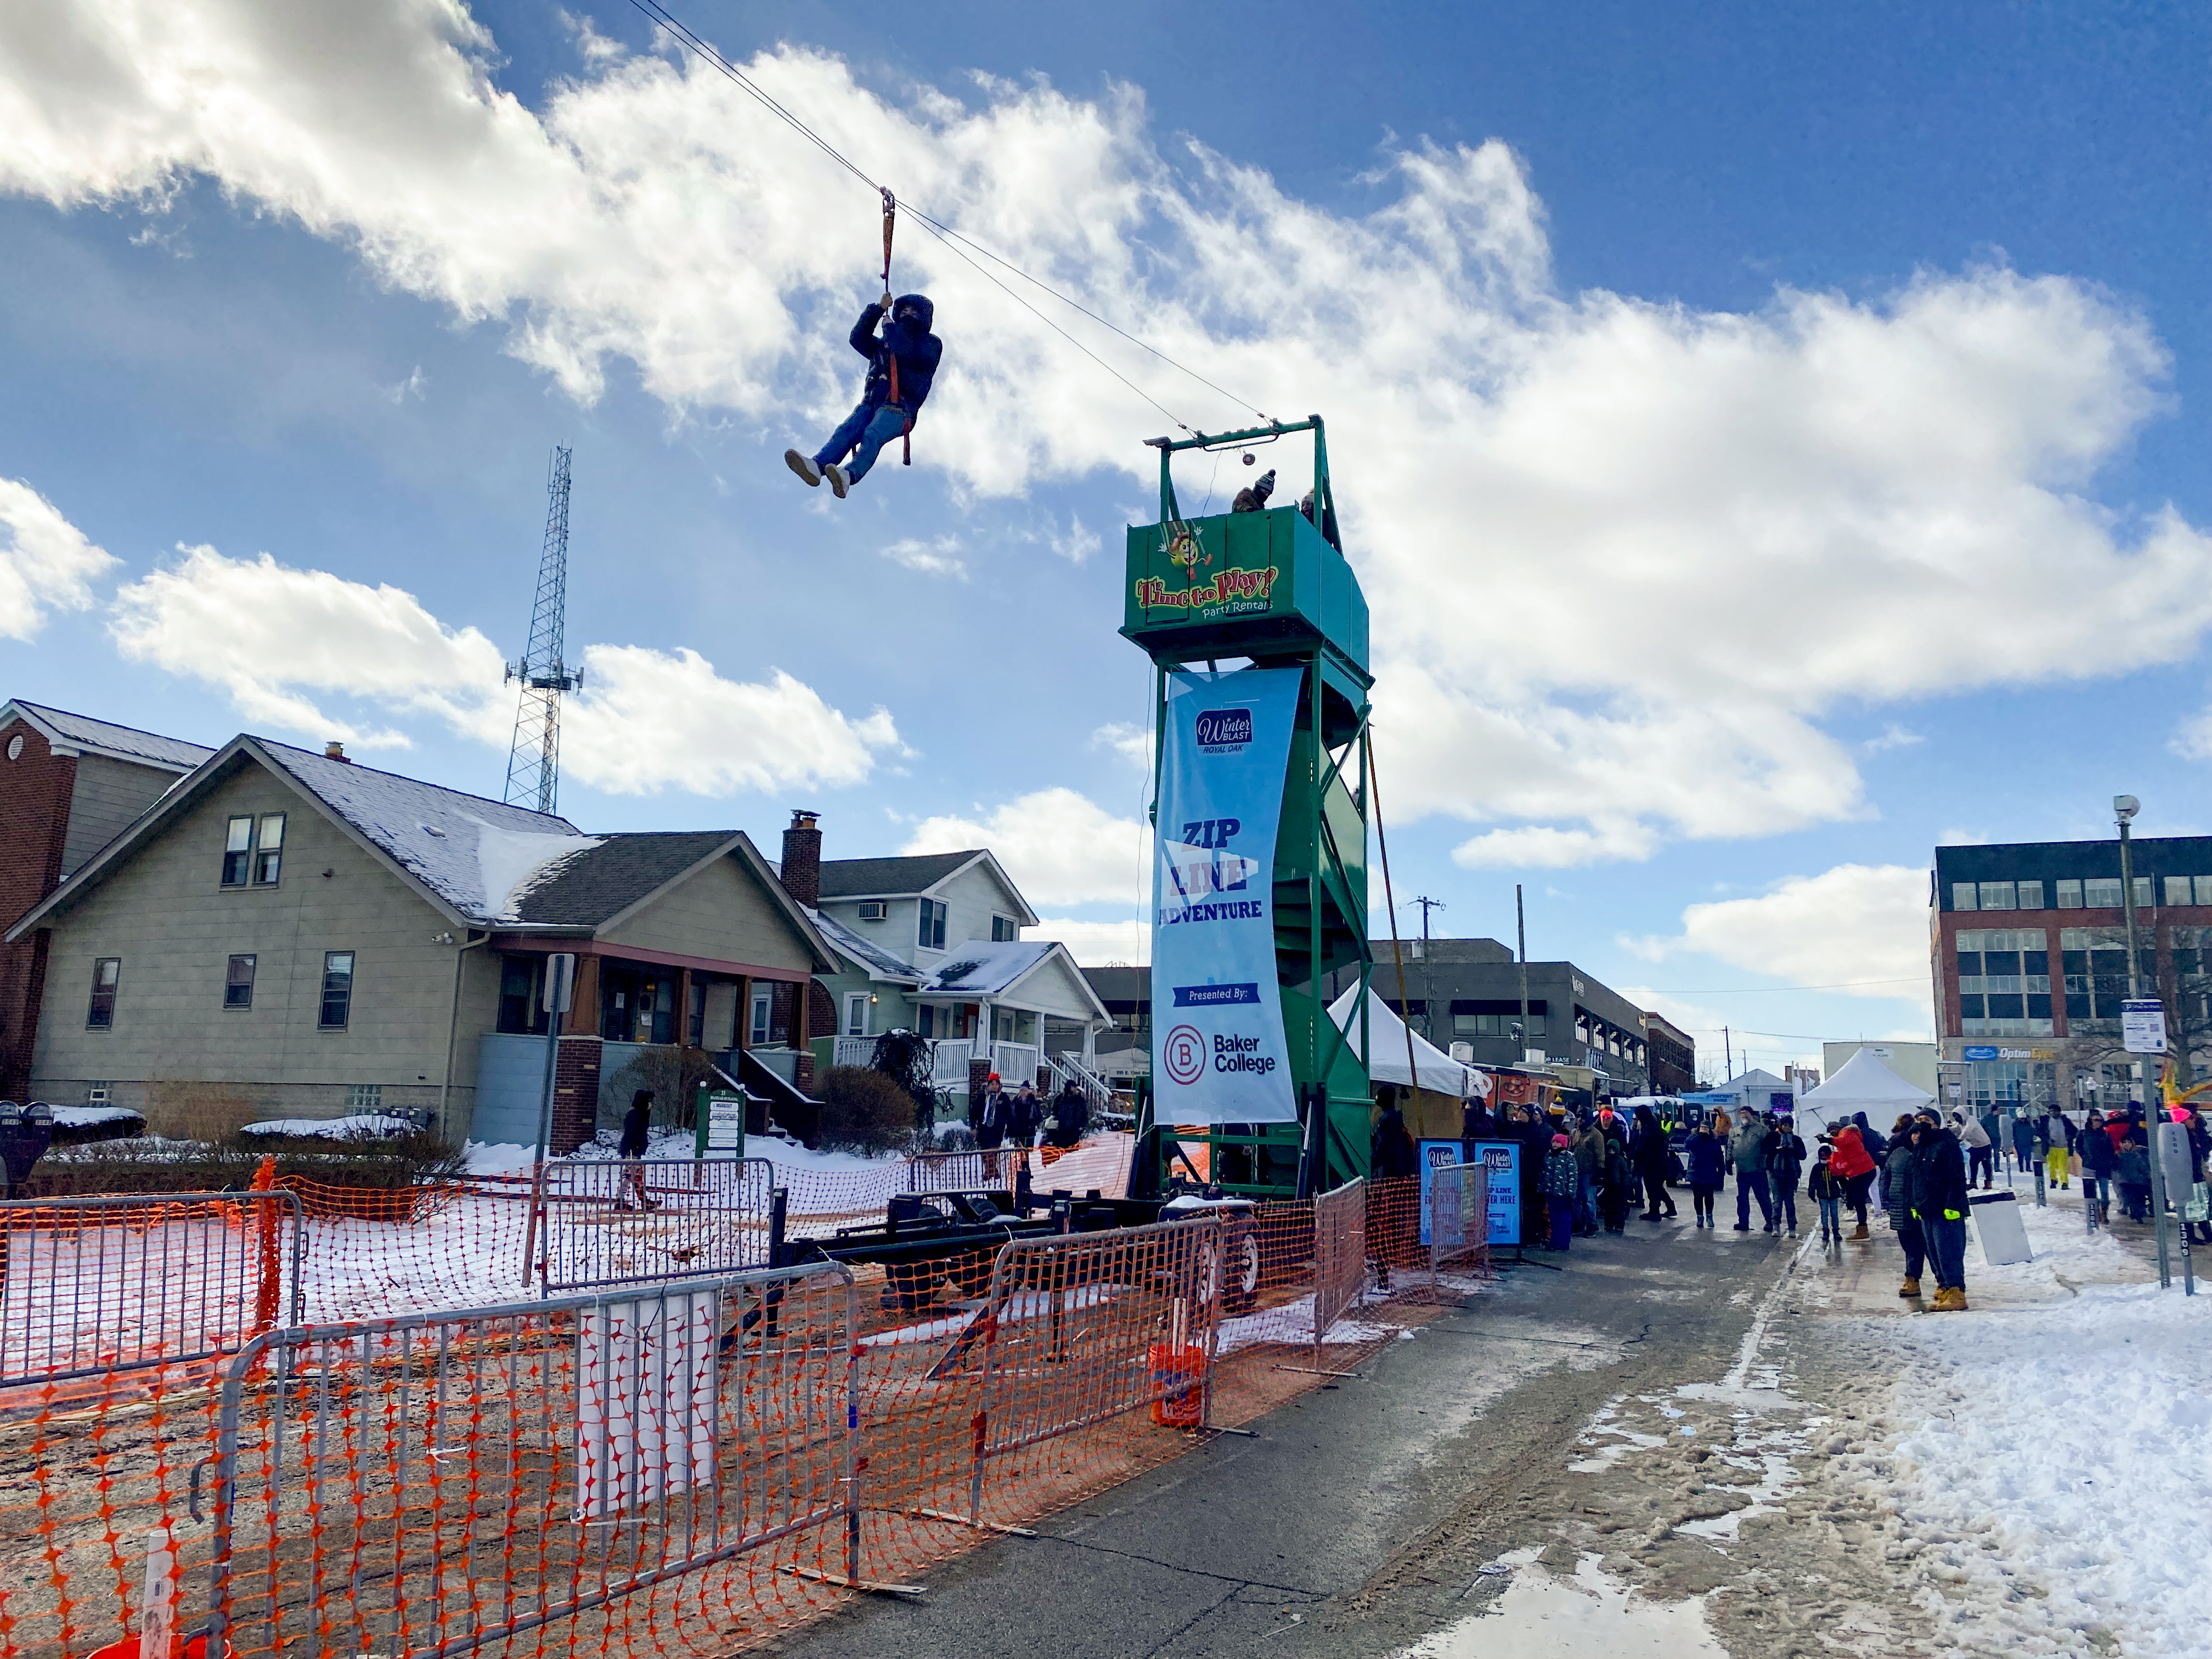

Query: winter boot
[[1931, 1286, 1970, 1312], [784, 449, 823, 487], [1849, 1223, 1870, 1240], [1898, 1277, 1921, 1297], [823, 462, 850, 499]]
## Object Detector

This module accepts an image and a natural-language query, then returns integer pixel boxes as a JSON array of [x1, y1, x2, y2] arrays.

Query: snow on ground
[[464, 1142, 535, 1176], [241, 1113, 417, 1138], [1824, 1200, 2212, 1656], [50, 1104, 142, 1127]]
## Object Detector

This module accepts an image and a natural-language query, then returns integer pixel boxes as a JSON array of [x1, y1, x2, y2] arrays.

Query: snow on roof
[[8, 701, 212, 770], [922, 940, 1055, 996], [257, 740, 594, 922], [808, 905, 922, 983], [240, 1113, 419, 1138]]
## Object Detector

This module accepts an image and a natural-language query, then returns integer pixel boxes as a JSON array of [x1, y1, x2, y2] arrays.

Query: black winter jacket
[[851, 295, 942, 414], [1910, 1128, 1969, 1224]]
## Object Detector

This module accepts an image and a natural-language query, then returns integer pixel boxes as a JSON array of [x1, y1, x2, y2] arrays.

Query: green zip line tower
[[1122, 416, 1374, 1199]]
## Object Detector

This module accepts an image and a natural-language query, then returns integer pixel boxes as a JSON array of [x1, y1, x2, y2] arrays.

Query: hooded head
[[891, 293, 934, 333]]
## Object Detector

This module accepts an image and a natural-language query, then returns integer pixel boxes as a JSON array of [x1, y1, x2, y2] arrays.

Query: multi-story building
[[1932, 836, 2212, 1114], [1328, 938, 1654, 1098], [1644, 1011, 1697, 1094]]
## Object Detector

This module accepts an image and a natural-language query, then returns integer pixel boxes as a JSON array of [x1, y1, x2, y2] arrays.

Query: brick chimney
[[780, 809, 822, 906]]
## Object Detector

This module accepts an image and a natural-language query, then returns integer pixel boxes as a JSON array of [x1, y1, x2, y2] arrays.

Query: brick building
[[0, 701, 212, 1101], [1643, 1009, 1697, 1094], [1933, 836, 2212, 1114]]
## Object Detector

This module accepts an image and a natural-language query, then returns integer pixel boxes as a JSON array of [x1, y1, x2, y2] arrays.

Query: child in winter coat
[[1542, 1133, 1579, 1250], [1684, 1124, 1726, 1229], [2115, 1128, 2152, 1222], [1807, 1147, 1844, 1243]]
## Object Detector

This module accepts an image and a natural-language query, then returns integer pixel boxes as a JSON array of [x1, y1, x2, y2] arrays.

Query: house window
[[749, 988, 771, 1046], [917, 899, 947, 951], [346, 1082, 383, 1114], [496, 956, 551, 1035], [222, 814, 286, 887], [86, 958, 120, 1029], [224, 954, 257, 1010], [844, 994, 868, 1037], [689, 981, 707, 1048], [2135, 876, 2154, 910], [319, 951, 354, 1030], [991, 915, 1017, 943]]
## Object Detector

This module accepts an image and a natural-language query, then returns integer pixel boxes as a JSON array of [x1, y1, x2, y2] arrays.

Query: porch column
[[734, 975, 750, 1050], [792, 974, 814, 1093]]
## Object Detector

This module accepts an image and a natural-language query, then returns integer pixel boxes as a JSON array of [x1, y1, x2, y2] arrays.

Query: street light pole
[[2117, 795, 2173, 1287]]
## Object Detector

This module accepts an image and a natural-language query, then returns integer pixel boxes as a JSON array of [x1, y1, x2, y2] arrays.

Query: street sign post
[[2123, 1000, 2168, 1056]]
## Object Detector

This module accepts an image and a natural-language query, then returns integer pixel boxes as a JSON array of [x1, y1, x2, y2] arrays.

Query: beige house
[[8, 735, 832, 1147]]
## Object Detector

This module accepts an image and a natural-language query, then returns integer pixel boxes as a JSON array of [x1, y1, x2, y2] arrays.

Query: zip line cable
[[623, 0, 1266, 434]]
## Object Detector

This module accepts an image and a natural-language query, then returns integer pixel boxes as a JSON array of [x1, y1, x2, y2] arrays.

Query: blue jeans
[[1818, 1195, 1841, 1238], [1925, 1216, 1967, 1289], [1771, 1176, 1798, 1230], [815, 400, 910, 484], [1735, 1170, 1773, 1228]]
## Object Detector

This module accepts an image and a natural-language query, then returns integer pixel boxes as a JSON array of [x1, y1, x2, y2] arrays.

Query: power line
[[624, 0, 1268, 433], [1655, 976, 1926, 993]]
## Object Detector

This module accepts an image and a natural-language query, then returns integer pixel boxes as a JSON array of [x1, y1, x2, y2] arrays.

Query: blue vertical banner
[[1151, 667, 1304, 1124]]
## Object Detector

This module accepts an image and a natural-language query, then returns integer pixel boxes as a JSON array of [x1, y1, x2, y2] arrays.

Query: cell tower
[[504, 446, 581, 815]]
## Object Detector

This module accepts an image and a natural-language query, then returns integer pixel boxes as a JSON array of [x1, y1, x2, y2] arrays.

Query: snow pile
[[241, 1113, 417, 1138], [1827, 1203, 2212, 1655], [465, 1141, 535, 1176], [51, 1104, 142, 1127], [469, 817, 601, 920], [1218, 1290, 1395, 1355]]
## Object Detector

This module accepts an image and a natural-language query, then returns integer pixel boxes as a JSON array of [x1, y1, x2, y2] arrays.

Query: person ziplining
[[785, 190, 942, 498]]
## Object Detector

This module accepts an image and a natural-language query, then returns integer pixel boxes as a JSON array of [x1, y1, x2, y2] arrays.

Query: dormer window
[[991, 915, 1017, 942]]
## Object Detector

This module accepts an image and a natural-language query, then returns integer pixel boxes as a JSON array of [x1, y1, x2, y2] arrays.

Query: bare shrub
[[817, 1065, 918, 1155]]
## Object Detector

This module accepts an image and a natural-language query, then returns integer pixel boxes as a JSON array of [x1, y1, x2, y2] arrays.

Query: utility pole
[[505, 447, 582, 815], [1724, 1026, 1733, 1081], [2117, 794, 2173, 1286], [1407, 896, 1444, 1044], [1516, 885, 1533, 1063]]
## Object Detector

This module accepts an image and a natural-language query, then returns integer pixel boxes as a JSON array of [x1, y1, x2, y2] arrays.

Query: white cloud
[[1091, 720, 1152, 769], [901, 786, 1147, 907], [385, 364, 427, 403], [1050, 514, 1102, 564], [882, 536, 967, 580], [1453, 819, 1656, 869], [10, 5, 2212, 857], [561, 645, 900, 795], [1635, 863, 1933, 1004], [1033, 916, 1147, 966], [110, 545, 505, 746], [1864, 723, 1924, 754], [0, 477, 117, 640], [106, 540, 899, 791]]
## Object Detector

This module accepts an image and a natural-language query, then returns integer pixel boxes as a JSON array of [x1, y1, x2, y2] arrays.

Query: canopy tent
[[1793, 1048, 1932, 1140], [1327, 986, 1482, 1142]]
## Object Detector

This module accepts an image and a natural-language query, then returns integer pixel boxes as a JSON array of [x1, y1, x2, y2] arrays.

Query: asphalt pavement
[[776, 1216, 1799, 1659]]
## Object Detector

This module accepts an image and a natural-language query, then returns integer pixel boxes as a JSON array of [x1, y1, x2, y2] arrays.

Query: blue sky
[[2, 0, 2207, 1079]]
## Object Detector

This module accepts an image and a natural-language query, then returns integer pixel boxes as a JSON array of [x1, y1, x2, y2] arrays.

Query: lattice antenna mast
[[504, 447, 581, 814]]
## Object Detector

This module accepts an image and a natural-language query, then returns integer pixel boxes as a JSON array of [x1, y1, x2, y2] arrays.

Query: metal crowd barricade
[[0, 1189, 303, 1385], [204, 1262, 861, 1659], [1425, 1162, 1491, 1283], [1310, 1177, 1367, 1369], [963, 1216, 1223, 1526], [529, 1156, 774, 1294], [904, 1149, 994, 1193]]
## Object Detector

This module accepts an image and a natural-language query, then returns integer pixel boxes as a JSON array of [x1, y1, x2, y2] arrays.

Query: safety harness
[[881, 188, 912, 466]]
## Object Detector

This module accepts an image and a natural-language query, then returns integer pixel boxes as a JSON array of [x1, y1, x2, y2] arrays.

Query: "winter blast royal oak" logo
[[1135, 564, 1280, 611]]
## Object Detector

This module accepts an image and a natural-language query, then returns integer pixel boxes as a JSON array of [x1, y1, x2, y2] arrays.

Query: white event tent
[[1326, 986, 1483, 1098], [1794, 1048, 1933, 1141]]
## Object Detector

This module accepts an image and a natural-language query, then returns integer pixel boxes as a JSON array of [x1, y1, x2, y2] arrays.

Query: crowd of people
[[1376, 1087, 2212, 1313]]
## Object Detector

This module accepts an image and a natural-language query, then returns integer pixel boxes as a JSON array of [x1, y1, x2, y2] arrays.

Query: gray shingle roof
[[512, 832, 738, 926], [816, 850, 982, 899], [9, 701, 212, 771]]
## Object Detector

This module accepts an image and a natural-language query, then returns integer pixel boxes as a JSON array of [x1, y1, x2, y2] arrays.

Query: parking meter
[[0, 1101, 54, 1197]]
